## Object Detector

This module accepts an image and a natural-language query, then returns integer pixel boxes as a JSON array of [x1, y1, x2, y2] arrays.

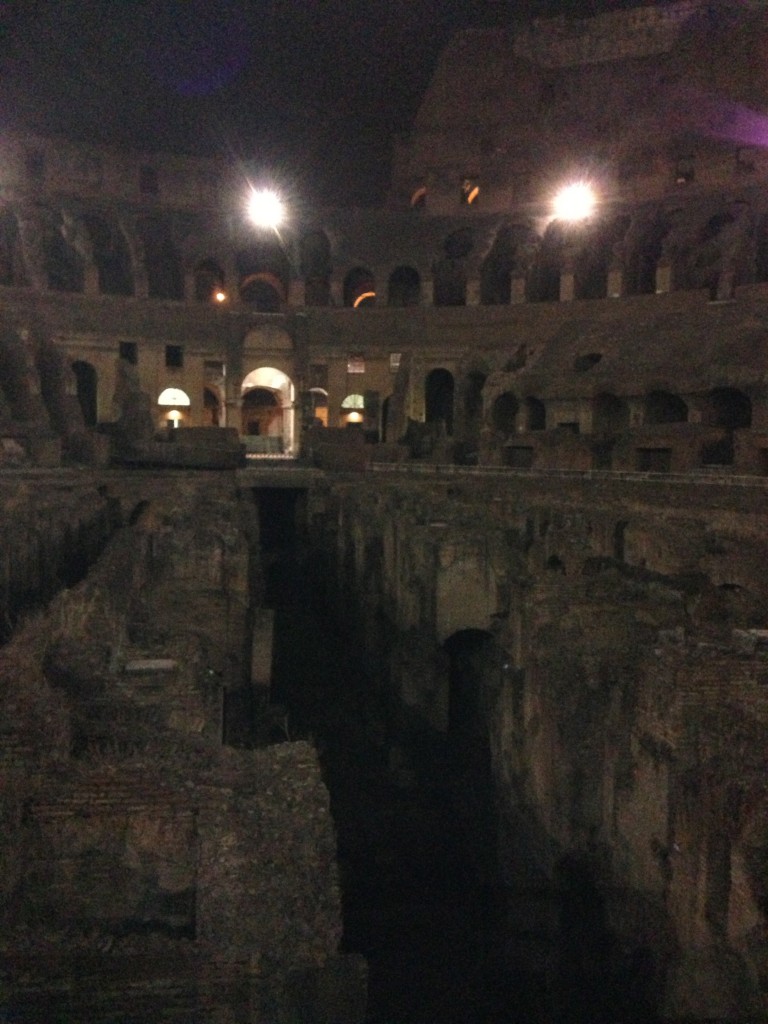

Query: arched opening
[[644, 391, 688, 424], [157, 386, 191, 429], [241, 366, 296, 456], [300, 231, 331, 307], [239, 271, 284, 311], [434, 229, 473, 307], [139, 218, 183, 300], [340, 392, 365, 428], [83, 214, 133, 296], [344, 267, 376, 307], [388, 266, 421, 306], [526, 222, 562, 302], [71, 360, 98, 427], [593, 392, 630, 434], [194, 259, 226, 302], [701, 387, 752, 429], [381, 394, 391, 442], [492, 392, 519, 437], [425, 368, 454, 435], [624, 216, 671, 296], [525, 396, 546, 431], [242, 388, 279, 435], [203, 386, 221, 426], [480, 224, 527, 305], [575, 215, 630, 300], [45, 222, 85, 293], [237, 243, 290, 311]]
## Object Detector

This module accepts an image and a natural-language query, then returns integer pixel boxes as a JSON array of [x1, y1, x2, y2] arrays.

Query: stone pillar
[[329, 278, 343, 307], [134, 273, 149, 300], [421, 278, 434, 306], [716, 265, 735, 301], [559, 265, 575, 302], [655, 260, 672, 295], [466, 275, 482, 306], [84, 264, 99, 296], [511, 277, 526, 304], [607, 262, 623, 298], [184, 271, 196, 302], [288, 278, 305, 307]]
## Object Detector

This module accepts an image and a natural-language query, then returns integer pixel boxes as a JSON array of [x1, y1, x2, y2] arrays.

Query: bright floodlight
[[553, 182, 596, 222], [247, 189, 285, 229]]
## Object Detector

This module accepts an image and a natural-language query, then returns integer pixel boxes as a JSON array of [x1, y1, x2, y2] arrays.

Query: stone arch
[[237, 241, 290, 311], [701, 387, 752, 429], [492, 392, 519, 437], [300, 230, 331, 307], [480, 225, 517, 305], [526, 221, 562, 302], [194, 259, 225, 302], [575, 214, 630, 301], [593, 392, 630, 434], [525, 396, 546, 431], [434, 228, 473, 306], [241, 366, 296, 455], [83, 214, 134, 296], [425, 368, 454, 435], [138, 218, 183, 300], [157, 386, 191, 428], [387, 265, 420, 306], [343, 266, 376, 307], [45, 218, 86, 293], [72, 360, 98, 427], [624, 215, 671, 296], [644, 390, 688, 424], [340, 392, 365, 428]]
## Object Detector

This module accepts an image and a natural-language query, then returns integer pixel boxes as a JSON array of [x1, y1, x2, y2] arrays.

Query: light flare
[[552, 182, 596, 222], [247, 189, 285, 229]]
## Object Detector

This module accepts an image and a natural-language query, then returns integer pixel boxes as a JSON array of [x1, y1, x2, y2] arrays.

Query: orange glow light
[[214, 290, 227, 302], [353, 291, 376, 308]]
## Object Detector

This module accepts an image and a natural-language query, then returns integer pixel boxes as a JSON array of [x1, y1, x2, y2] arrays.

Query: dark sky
[[0, 0, 642, 205]]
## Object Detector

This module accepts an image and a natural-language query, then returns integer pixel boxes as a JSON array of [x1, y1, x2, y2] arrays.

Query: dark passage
[[254, 487, 660, 1024]]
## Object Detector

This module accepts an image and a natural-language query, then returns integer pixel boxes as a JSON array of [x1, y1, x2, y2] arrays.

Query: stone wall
[[317, 467, 768, 1020], [0, 470, 365, 1023]]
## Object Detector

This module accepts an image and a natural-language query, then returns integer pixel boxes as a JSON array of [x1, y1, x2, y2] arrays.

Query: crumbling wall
[[324, 470, 768, 1020], [0, 473, 365, 1023]]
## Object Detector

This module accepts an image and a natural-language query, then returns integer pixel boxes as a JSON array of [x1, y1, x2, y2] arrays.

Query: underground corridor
[[251, 486, 662, 1024]]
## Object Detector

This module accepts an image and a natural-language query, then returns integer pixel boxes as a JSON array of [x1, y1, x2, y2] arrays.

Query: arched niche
[[308, 387, 328, 427], [157, 386, 191, 428], [525, 396, 546, 431], [0, 208, 24, 287], [45, 218, 86, 293], [644, 390, 688, 424], [340, 392, 365, 428], [139, 217, 183, 300], [388, 265, 420, 306], [434, 228, 473, 307], [241, 366, 296, 455], [83, 214, 134, 296], [344, 266, 376, 307], [203, 386, 221, 426], [526, 222, 562, 302], [236, 241, 290, 311], [701, 387, 752, 429], [593, 392, 630, 434], [492, 392, 519, 437], [425, 368, 455, 435]]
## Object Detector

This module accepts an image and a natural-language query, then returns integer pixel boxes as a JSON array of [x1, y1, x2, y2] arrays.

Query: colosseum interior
[[2, 1, 768, 1021]]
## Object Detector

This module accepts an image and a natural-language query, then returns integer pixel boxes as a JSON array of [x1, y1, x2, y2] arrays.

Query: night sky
[[0, 0, 643, 205]]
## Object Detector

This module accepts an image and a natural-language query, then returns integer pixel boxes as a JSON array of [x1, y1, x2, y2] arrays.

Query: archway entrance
[[241, 367, 296, 456]]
